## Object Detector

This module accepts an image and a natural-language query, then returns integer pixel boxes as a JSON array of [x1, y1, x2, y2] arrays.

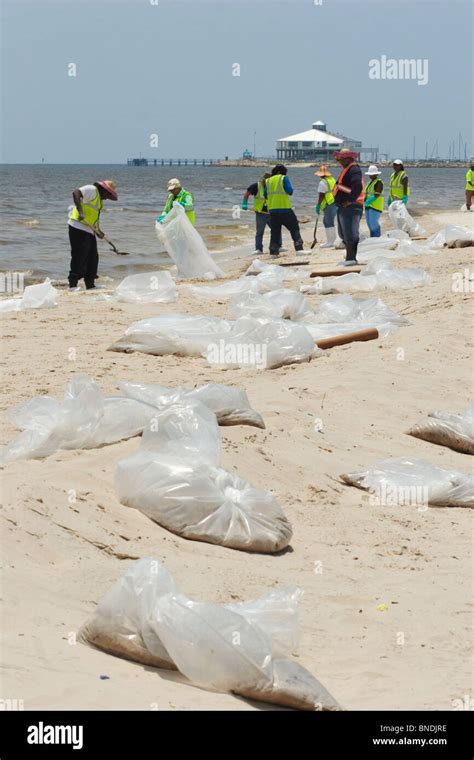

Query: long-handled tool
[[310, 216, 319, 249], [79, 220, 129, 255]]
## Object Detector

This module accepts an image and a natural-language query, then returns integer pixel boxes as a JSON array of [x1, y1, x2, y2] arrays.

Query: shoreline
[[0, 207, 472, 711]]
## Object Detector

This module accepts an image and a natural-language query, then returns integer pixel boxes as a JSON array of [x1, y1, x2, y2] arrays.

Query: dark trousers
[[255, 212, 281, 252], [336, 204, 363, 261], [269, 210, 303, 254], [68, 226, 99, 288]]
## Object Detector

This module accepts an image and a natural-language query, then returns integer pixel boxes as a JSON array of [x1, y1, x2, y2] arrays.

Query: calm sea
[[0, 164, 468, 283]]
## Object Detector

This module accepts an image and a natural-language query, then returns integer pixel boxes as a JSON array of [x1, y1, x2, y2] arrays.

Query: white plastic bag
[[110, 314, 318, 369], [109, 313, 232, 356], [300, 294, 408, 340], [186, 277, 260, 300], [115, 398, 291, 552], [301, 260, 430, 295], [358, 236, 399, 250], [228, 289, 313, 322], [0, 279, 58, 313], [139, 400, 221, 464], [187, 265, 308, 301], [385, 229, 410, 240], [0, 375, 160, 462], [425, 224, 473, 249], [407, 404, 474, 455], [155, 203, 224, 280], [80, 558, 341, 710], [388, 201, 426, 237], [340, 457, 474, 508], [313, 295, 407, 329], [118, 380, 265, 428], [227, 587, 303, 658], [204, 316, 317, 370], [114, 271, 177, 303], [116, 454, 292, 552], [245, 259, 309, 281], [79, 559, 177, 669], [187, 383, 265, 428]]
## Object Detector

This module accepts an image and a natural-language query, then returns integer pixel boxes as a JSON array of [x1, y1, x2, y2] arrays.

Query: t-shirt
[[318, 179, 330, 194], [68, 184, 99, 235]]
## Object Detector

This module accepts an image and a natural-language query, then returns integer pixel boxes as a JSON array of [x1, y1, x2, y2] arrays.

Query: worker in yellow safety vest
[[465, 161, 474, 211], [158, 178, 195, 225], [314, 165, 337, 248], [68, 179, 118, 289], [241, 173, 281, 254], [363, 165, 384, 237], [264, 165, 304, 257], [388, 160, 410, 205]]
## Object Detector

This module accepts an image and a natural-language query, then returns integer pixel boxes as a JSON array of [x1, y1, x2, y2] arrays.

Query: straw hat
[[315, 164, 332, 177], [96, 180, 117, 200]]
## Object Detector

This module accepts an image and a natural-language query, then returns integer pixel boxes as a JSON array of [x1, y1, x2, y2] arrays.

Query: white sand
[[0, 209, 472, 710]]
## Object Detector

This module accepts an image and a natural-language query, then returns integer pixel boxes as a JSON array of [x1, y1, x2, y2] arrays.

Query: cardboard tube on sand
[[316, 327, 379, 349], [310, 268, 362, 277]]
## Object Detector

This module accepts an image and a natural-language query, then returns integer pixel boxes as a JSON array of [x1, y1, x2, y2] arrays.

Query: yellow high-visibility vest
[[465, 169, 474, 191], [70, 188, 103, 228], [163, 188, 195, 225], [266, 174, 292, 211], [320, 176, 336, 211], [390, 170, 410, 199], [253, 180, 267, 213], [365, 178, 384, 211]]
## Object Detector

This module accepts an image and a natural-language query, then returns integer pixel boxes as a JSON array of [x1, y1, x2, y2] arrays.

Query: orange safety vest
[[333, 162, 365, 206]]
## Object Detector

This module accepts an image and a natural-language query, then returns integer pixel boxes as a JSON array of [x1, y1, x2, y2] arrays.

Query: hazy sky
[[1, 0, 471, 163]]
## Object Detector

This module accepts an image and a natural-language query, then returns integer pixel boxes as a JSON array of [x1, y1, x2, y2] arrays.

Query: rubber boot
[[320, 226, 337, 249]]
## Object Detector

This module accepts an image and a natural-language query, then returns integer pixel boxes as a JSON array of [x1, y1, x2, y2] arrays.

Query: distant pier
[[127, 158, 222, 166]]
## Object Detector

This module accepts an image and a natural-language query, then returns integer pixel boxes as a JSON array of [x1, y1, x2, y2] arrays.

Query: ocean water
[[0, 164, 468, 283]]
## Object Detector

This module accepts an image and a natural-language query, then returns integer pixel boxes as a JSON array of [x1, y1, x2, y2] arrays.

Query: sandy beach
[[0, 209, 472, 711]]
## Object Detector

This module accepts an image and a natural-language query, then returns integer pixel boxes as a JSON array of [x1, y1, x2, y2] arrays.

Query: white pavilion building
[[276, 120, 367, 161]]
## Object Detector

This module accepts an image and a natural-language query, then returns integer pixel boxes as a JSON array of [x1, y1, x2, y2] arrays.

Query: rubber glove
[[364, 195, 376, 208], [315, 204, 321, 215], [157, 214, 166, 224], [402, 194, 408, 205], [241, 199, 248, 210], [387, 196, 392, 206]]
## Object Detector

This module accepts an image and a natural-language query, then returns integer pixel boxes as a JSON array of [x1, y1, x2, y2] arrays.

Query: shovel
[[79, 220, 129, 255], [310, 216, 319, 249]]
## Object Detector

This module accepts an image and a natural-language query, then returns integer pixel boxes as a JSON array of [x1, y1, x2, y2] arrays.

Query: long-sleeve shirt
[[334, 164, 363, 206]]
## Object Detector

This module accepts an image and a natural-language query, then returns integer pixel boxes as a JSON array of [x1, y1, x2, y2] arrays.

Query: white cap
[[393, 159, 403, 165], [167, 178, 181, 190], [365, 164, 381, 175]]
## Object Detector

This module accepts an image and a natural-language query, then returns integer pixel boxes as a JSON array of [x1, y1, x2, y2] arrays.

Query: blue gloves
[[402, 195, 408, 205], [241, 199, 248, 211], [364, 195, 376, 208], [315, 204, 321, 215], [387, 196, 392, 206], [156, 214, 166, 224]]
